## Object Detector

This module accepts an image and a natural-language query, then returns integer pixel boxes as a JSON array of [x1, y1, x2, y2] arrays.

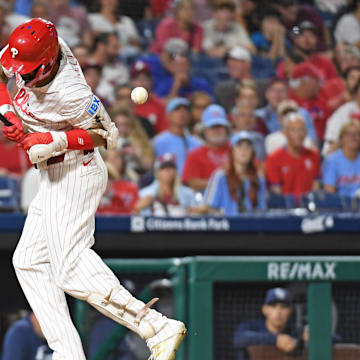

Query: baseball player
[[0, 18, 185, 360]]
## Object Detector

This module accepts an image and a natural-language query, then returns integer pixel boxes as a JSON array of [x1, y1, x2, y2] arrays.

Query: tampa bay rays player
[[0, 18, 185, 360]]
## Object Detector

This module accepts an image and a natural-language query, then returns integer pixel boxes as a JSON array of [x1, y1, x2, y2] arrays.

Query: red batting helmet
[[1, 18, 59, 87]]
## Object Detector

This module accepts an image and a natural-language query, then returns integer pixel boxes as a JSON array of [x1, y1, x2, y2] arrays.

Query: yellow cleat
[[147, 320, 187, 360]]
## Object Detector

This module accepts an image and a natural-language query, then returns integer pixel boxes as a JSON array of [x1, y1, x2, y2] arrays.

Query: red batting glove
[[2, 112, 25, 142], [20, 132, 53, 151]]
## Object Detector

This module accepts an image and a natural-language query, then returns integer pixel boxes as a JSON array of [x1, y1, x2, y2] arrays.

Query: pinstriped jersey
[[0, 37, 101, 134]]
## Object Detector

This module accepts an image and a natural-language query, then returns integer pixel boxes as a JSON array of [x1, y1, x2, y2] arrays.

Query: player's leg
[[43, 151, 186, 359], [12, 192, 86, 360]]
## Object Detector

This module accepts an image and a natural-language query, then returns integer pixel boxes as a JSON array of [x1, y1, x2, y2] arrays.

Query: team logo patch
[[86, 95, 100, 116], [10, 47, 18, 58]]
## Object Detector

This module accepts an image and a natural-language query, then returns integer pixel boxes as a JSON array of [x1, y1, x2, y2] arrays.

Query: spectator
[[272, 0, 329, 52], [90, 33, 129, 104], [251, 10, 287, 61], [182, 104, 230, 192], [0, 2, 10, 49], [255, 78, 318, 142], [215, 46, 252, 112], [202, 0, 254, 59], [266, 112, 321, 197], [233, 288, 301, 360], [150, 0, 203, 54], [112, 106, 155, 181], [289, 62, 330, 141], [323, 120, 360, 198], [82, 63, 110, 109], [5, 2, 29, 33], [97, 150, 139, 214], [2, 311, 52, 359], [265, 101, 316, 155], [235, 0, 261, 34], [153, 97, 201, 175], [189, 91, 212, 135], [49, 0, 92, 48], [321, 64, 360, 115], [71, 43, 90, 68], [130, 60, 168, 134], [335, 0, 360, 47], [30, 1, 49, 20], [192, 0, 213, 22], [203, 131, 266, 215], [277, 20, 337, 81], [134, 153, 197, 216], [111, 83, 155, 138], [231, 105, 266, 161], [323, 75, 360, 155], [235, 79, 259, 112], [335, 45, 360, 76], [88, 0, 139, 48], [152, 38, 213, 99]]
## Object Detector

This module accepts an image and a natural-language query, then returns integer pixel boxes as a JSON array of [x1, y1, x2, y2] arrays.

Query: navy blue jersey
[[233, 319, 299, 360], [2, 316, 52, 360]]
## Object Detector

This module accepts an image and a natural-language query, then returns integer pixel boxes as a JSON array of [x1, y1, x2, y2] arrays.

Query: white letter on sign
[[268, 263, 279, 280], [325, 262, 336, 279], [280, 263, 290, 280]]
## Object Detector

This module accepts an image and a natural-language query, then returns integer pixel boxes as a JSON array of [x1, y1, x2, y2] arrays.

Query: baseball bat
[[0, 112, 12, 126]]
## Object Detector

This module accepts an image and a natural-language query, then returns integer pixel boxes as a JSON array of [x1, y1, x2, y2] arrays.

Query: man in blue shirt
[[150, 38, 214, 100], [255, 78, 318, 142], [153, 97, 201, 175], [2, 312, 52, 360], [233, 288, 302, 360]]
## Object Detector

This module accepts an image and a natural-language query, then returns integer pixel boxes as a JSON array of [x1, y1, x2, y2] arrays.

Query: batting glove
[[2, 112, 25, 143]]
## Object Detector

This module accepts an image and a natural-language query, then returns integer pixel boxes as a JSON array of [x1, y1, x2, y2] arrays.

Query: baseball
[[131, 87, 148, 104]]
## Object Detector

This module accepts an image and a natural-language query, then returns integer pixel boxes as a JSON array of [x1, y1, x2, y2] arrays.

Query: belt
[[35, 149, 94, 168]]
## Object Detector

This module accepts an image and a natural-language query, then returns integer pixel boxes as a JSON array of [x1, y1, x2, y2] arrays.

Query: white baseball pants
[[13, 150, 130, 359]]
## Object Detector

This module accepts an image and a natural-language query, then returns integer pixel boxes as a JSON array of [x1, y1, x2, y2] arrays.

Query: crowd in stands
[[1, 0, 360, 216]]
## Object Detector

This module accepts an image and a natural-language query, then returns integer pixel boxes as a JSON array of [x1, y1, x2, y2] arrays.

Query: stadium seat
[[0, 176, 20, 212], [267, 192, 296, 209], [301, 191, 343, 212]]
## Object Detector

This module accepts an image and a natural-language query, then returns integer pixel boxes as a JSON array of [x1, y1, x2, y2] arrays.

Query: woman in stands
[[134, 153, 197, 216], [323, 120, 360, 198], [203, 131, 266, 215]]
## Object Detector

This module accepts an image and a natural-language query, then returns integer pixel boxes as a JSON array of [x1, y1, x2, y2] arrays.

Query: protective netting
[[331, 283, 360, 359], [214, 282, 309, 360], [214, 282, 360, 360]]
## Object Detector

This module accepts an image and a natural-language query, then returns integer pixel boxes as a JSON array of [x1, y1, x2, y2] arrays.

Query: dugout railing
[[75, 256, 360, 360]]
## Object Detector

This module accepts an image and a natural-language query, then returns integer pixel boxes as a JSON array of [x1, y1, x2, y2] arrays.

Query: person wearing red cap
[[130, 60, 168, 134], [289, 62, 330, 140]]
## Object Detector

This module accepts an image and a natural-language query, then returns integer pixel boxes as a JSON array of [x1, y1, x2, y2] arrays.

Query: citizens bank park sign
[[131, 216, 230, 232]]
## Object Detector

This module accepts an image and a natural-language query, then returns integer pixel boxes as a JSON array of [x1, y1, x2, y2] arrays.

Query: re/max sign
[[267, 262, 337, 280]]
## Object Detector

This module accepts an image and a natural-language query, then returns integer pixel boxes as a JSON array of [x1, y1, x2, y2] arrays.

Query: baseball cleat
[[147, 320, 186, 360]]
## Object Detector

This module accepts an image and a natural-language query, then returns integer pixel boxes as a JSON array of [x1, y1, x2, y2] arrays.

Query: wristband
[[65, 129, 94, 150]]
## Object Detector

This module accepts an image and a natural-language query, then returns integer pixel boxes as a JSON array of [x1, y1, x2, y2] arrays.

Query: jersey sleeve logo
[[86, 95, 101, 116]]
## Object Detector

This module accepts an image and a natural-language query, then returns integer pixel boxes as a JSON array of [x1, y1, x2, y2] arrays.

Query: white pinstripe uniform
[[4, 38, 184, 359]]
